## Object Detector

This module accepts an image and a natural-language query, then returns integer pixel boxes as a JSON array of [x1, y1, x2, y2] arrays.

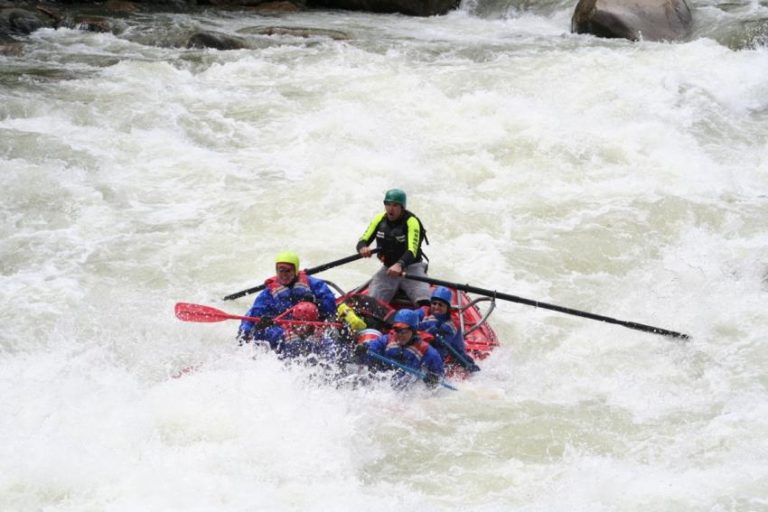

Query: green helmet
[[275, 251, 300, 270], [383, 188, 406, 207]]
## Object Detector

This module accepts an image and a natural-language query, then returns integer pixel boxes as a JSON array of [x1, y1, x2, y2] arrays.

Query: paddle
[[402, 274, 690, 340], [366, 351, 458, 391], [223, 249, 381, 301], [174, 303, 341, 329]]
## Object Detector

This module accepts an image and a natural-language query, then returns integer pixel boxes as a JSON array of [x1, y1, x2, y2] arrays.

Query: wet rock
[[0, 6, 55, 54], [571, 0, 692, 42], [186, 30, 249, 49], [0, 7, 55, 36]]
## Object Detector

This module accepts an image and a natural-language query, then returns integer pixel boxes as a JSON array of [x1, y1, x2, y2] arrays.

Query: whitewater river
[[2, 0, 767, 510]]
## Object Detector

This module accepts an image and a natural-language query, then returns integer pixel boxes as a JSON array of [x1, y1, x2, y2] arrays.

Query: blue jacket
[[415, 308, 475, 366], [238, 272, 337, 343], [276, 330, 347, 363], [364, 332, 444, 381]]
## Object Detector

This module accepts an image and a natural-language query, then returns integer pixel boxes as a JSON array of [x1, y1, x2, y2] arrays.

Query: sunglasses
[[383, 201, 401, 206], [276, 266, 294, 274], [394, 327, 412, 333]]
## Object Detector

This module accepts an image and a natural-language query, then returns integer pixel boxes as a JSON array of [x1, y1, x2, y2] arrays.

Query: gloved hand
[[294, 290, 315, 304], [336, 303, 352, 319], [462, 354, 480, 372], [423, 372, 439, 388], [255, 317, 273, 330], [337, 303, 366, 332], [354, 343, 368, 361]]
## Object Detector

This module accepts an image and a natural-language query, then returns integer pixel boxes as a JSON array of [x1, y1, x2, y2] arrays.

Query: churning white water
[[1, 2, 767, 511]]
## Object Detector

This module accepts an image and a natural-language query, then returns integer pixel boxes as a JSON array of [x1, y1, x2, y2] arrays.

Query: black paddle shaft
[[223, 249, 381, 301], [403, 273, 690, 340]]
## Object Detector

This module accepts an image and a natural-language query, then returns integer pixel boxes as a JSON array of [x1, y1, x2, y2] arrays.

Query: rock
[[571, 0, 692, 42], [186, 30, 249, 50], [0, 7, 54, 36]]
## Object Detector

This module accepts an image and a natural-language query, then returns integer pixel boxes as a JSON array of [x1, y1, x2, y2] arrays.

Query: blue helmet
[[430, 286, 453, 307], [392, 309, 419, 330]]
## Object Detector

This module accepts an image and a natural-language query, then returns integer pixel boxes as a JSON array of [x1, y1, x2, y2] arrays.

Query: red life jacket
[[265, 271, 311, 300]]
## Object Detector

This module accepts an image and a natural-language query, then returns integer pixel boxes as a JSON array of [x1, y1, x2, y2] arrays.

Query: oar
[[402, 274, 690, 340], [176, 302, 260, 323], [366, 351, 458, 391], [174, 303, 342, 329], [223, 249, 381, 301]]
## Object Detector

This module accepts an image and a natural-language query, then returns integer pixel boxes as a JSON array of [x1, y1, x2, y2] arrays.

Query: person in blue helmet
[[416, 286, 480, 372], [354, 309, 444, 388], [356, 188, 431, 306], [236, 251, 337, 347]]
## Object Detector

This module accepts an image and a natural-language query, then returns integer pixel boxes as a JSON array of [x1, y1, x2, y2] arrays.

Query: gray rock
[[572, 0, 692, 42], [0, 7, 55, 36], [187, 30, 249, 49]]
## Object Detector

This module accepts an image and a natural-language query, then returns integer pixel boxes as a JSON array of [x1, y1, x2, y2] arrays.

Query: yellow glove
[[337, 303, 366, 333]]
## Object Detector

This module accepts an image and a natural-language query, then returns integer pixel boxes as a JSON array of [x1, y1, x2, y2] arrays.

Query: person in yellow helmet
[[236, 251, 337, 346], [357, 188, 431, 306]]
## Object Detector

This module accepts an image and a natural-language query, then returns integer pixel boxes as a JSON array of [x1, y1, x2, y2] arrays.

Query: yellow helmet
[[275, 251, 300, 271]]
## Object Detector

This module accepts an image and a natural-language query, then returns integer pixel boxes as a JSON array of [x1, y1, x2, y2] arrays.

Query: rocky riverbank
[[1, 0, 695, 56]]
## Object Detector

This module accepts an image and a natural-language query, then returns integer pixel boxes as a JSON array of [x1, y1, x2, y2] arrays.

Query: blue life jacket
[[416, 309, 471, 362], [238, 271, 337, 340], [366, 332, 444, 379]]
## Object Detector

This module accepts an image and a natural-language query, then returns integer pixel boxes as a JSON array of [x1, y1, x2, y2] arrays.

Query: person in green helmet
[[356, 188, 431, 306]]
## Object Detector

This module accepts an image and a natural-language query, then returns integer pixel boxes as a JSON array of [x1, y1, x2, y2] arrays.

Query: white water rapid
[[1, 2, 767, 511]]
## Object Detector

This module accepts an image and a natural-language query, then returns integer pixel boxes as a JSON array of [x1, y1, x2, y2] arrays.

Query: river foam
[[1, 5, 767, 511]]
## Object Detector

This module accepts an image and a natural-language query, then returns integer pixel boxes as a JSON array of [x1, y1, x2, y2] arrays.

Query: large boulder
[[572, 0, 692, 42], [307, 0, 459, 16]]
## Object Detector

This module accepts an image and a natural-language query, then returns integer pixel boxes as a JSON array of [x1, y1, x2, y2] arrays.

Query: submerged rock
[[187, 30, 250, 49], [571, 0, 692, 42]]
